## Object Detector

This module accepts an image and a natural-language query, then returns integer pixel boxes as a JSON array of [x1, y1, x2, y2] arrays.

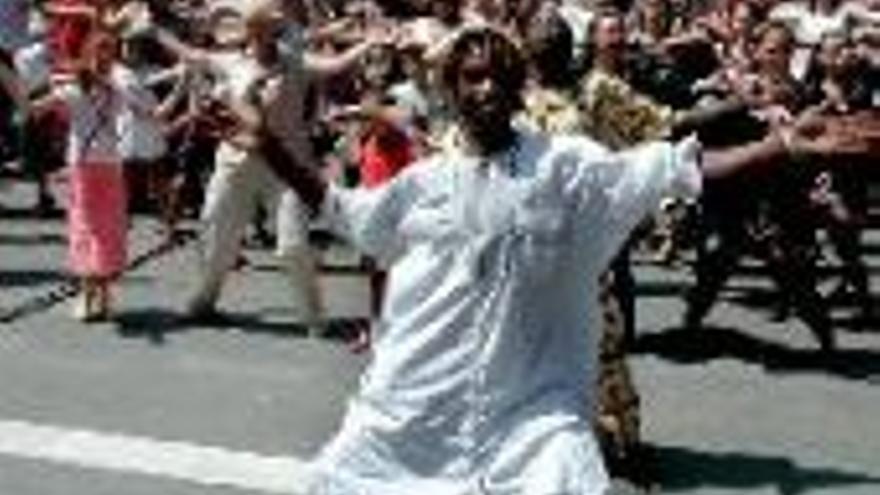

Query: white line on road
[[0, 419, 309, 494]]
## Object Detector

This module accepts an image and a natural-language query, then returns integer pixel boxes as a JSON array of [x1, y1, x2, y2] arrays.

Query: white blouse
[[309, 129, 702, 495], [114, 65, 167, 161], [56, 80, 133, 166]]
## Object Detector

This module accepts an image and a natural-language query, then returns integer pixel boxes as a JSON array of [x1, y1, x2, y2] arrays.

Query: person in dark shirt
[[802, 32, 876, 322], [685, 21, 835, 352]]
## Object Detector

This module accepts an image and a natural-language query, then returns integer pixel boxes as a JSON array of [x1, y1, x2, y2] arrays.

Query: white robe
[[309, 129, 702, 495]]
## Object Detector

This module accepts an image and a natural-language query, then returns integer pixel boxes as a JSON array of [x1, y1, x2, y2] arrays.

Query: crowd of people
[[1, 0, 879, 492]]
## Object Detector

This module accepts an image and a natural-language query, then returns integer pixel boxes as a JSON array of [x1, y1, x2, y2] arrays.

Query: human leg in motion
[[277, 190, 324, 332], [186, 160, 257, 317]]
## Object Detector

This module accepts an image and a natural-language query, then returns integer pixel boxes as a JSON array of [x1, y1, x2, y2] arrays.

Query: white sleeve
[[319, 172, 416, 260], [572, 136, 702, 267]]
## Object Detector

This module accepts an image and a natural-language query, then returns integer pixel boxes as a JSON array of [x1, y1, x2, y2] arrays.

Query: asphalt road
[[2, 181, 879, 495]]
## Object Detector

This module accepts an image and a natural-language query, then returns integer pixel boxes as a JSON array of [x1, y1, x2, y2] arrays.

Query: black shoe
[[181, 296, 220, 323], [36, 196, 61, 218], [815, 328, 836, 354], [770, 301, 792, 323], [851, 302, 875, 332], [682, 306, 703, 330], [827, 282, 856, 306]]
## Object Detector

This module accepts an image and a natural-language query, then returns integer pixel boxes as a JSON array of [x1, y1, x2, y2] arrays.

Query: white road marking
[[0, 420, 310, 494]]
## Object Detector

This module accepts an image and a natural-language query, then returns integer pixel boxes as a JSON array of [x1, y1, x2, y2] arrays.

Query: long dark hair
[[76, 28, 119, 90], [525, 9, 576, 90], [439, 28, 527, 109]]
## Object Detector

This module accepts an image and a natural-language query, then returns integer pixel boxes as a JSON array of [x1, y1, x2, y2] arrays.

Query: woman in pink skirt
[[28, 28, 132, 321]]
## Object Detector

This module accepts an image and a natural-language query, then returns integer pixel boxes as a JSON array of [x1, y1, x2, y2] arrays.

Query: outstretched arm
[[151, 26, 212, 68], [303, 39, 377, 80], [669, 97, 747, 139], [302, 22, 397, 80], [699, 115, 878, 180], [699, 131, 786, 179]]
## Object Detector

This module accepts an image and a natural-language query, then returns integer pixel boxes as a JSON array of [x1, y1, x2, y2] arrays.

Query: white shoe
[[71, 293, 90, 321]]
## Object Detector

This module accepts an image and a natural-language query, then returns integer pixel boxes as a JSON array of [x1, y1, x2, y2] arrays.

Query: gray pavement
[[2, 180, 880, 495]]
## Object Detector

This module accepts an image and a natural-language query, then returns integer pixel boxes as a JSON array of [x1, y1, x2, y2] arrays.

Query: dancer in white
[[256, 23, 870, 494], [153, 0, 386, 326]]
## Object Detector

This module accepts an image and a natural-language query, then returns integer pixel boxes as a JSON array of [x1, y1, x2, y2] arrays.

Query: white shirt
[[114, 65, 167, 161], [56, 80, 133, 165], [206, 50, 269, 163], [308, 129, 702, 495]]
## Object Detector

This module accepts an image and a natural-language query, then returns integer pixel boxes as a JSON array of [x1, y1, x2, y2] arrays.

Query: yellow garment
[[579, 70, 674, 150], [522, 87, 583, 135]]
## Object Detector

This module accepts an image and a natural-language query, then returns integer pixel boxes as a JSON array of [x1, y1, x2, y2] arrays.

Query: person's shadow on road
[[652, 444, 880, 495], [113, 309, 365, 346], [0, 231, 66, 246], [634, 326, 880, 382], [0, 269, 67, 288], [113, 309, 313, 345]]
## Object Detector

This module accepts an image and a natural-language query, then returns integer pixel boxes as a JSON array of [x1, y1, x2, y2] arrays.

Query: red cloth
[[67, 161, 128, 278], [48, 0, 93, 74], [358, 121, 414, 189]]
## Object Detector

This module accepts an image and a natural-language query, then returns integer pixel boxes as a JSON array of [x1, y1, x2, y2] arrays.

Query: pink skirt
[[67, 162, 128, 278]]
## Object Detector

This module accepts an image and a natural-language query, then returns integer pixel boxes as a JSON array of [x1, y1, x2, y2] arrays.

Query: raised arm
[[303, 18, 398, 79], [306, 17, 359, 45], [144, 64, 187, 88], [699, 131, 787, 179], [303, 39, 378, 80], [151, 27, 212, 68]]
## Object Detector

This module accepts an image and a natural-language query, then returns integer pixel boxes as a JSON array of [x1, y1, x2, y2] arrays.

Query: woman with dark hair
[[26, 29, 137, 321], [44, 0, 106, 80]]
